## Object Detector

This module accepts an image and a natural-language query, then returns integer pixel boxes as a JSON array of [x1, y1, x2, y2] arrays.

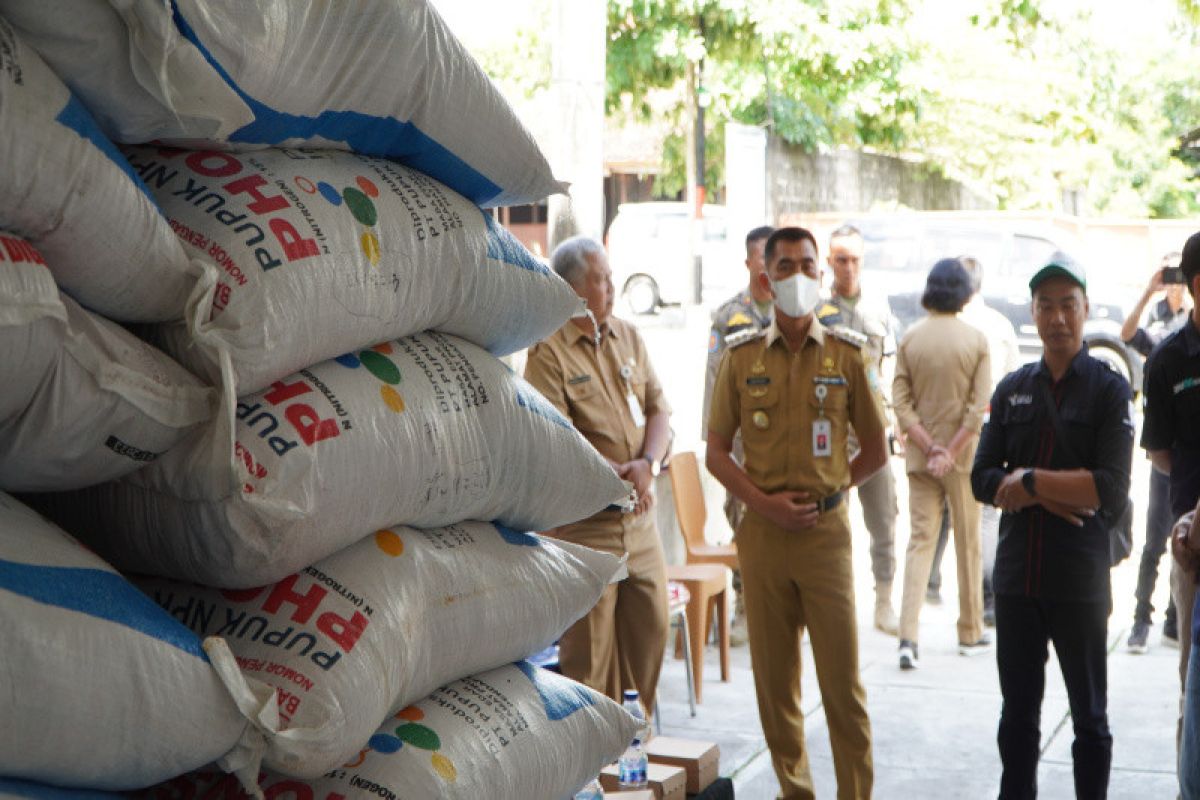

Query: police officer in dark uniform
[[971, 254, 1134, 800]]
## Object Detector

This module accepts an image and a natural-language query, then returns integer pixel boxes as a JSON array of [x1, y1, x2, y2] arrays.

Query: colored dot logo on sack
[[375, 529, 405, 557], [296, 173, 382, 265], [365, 706, 457, 783], [335, 343, 405, 413]]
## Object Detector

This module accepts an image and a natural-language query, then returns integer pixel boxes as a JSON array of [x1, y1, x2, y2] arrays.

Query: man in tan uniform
[[817, 223, 901, 635], [893, 258, 992, 670], [707, 227, 889, 800], [524, 235, 671, 712], [703, 225, 775, 534]]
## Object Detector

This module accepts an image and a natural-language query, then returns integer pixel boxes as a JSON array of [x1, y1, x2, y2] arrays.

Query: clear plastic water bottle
[[618, 689, 649, 789], [572, 777, 604, 799]]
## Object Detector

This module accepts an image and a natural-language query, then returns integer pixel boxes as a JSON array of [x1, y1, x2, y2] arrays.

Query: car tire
[[623, 275, 659, 315], [1088, 342, 1133, 386]]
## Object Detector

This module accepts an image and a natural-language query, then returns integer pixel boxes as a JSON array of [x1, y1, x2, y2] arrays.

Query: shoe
[[874, 592, 899, 636], [1126, 621, 1150, 654], [959, 636, 993, 657], [1164, 617, 1180, 649], [898, 640, 919, 670], [925, 587, 943, 605]]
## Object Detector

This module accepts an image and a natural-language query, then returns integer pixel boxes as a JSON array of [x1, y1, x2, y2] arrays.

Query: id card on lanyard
[[621, 362, 645, 427], [813, 383, 831, 457]]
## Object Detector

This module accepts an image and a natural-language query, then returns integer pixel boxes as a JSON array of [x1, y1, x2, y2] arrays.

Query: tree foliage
[[477, 0, 1200, 217]]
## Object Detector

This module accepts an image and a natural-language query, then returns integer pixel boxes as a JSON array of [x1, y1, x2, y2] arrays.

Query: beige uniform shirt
[[524, 317, 670, 528], [709, 317, 886, 499], [892, 312, 991, 475]]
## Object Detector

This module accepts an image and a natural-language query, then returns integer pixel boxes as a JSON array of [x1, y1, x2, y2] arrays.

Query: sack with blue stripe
[[131, 522, 622, 779], [0, 15, 192, 321], [0, 493, 275, 791], [121, 145, 581, 396], [26, 332, 632, 589], [153, 663, 638, 800], [0, 0, 565, 209]]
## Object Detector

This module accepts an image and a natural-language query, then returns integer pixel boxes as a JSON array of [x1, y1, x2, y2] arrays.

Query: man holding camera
[[1123, 252, 1191, 652]]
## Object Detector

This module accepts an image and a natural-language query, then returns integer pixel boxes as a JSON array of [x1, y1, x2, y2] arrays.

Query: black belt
[[605, 492, 844, 514], [817, 491, 844, 513]]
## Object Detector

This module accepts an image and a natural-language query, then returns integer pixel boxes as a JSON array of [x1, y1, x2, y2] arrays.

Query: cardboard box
[[644, 737, 720, 794], [599, 762, 687, 800], [603, 792, 655, 800]]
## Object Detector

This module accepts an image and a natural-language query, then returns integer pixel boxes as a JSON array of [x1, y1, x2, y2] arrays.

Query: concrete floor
[[633, 302, 1184, 799]]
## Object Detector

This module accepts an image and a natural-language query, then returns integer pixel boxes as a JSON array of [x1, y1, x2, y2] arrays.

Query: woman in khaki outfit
[[893, 258, 992, 669]]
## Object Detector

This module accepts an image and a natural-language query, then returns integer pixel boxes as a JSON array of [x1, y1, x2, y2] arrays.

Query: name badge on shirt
[[627, 392, 645, 427], [813, 418, 832, 458]]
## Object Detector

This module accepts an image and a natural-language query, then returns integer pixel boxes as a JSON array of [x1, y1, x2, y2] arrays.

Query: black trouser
[[1133, 468, 1178, 626], [995, 594, 1112, 800]]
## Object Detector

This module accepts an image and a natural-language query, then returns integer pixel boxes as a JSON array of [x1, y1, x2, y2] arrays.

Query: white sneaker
[[898, 640, 919, 670], [958, 636, 993, 657]]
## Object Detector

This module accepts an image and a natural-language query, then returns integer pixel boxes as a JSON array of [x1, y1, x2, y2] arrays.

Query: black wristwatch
[[1021, 468, 1037, 497], [643, 454, 662, 477]]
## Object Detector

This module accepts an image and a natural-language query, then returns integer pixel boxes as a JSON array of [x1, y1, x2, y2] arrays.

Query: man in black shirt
[[972, 254, 1134, 800], [1142, 231, 1200, 797], [1122, 252, 1190, 651]]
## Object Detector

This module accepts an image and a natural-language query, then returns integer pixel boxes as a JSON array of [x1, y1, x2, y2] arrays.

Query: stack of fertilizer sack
[[0, 3, 638, 799]]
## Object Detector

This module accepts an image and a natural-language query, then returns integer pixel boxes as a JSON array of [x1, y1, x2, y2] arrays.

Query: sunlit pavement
[[636, 302, 1181, 799]]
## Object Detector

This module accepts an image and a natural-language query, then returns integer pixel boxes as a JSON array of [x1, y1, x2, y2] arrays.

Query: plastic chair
[[656, 583, 696, 731], [664, 563, 730, 703], [667, 451, 739, 571]]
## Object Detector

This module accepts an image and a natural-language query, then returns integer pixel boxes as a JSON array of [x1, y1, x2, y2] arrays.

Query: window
[[1010, 235, 1060, 281], [920, 229, 1004, 277]]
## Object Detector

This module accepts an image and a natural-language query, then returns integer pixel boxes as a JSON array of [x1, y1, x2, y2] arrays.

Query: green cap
[[1028, 251, 1087, 294]]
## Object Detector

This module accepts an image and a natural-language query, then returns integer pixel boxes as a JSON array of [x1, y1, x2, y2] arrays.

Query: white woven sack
[[0, 232, 214, 491], [0, 0, 565, 208], [133, 522, 622, 778], [0, 15, 192, 322], [30, 331, 630, 588], [0, 493, 269, 791], [123, 146, 581, 395], [154, 663, 638, 800]]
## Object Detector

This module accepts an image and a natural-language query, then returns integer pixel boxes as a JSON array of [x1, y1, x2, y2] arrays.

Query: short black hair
[[765, 226, 819, 263], [1182, 232, 1200, 297], [921, 258, 973, 313], [745, 225, 774, 252]]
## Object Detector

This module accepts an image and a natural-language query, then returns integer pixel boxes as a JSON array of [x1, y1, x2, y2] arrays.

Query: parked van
[[848, 215, 1141, 390], [605, 202, 737, 313]]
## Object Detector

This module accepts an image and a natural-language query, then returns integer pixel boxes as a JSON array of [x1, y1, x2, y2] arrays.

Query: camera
[[1162, 266, 1186, 285]]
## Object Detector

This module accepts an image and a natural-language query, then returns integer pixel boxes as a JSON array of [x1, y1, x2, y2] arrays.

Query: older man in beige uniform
[[708, 227, 889, 800], [893, 258, 992, 670], [524, 235, 671, 711]]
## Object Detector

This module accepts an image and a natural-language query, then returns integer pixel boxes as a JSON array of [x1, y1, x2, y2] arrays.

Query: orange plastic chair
[[664, 563, 730, 703], [667, 451, 739, 571]]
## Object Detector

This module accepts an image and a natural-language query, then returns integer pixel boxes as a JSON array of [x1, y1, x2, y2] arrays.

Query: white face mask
[[771, 272, 821, 318]]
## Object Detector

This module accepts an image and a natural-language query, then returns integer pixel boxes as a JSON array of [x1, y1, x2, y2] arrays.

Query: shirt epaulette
[[726, 328, 766, 350], [828, 325, 867, 349], [816, 303, 842, 324]]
